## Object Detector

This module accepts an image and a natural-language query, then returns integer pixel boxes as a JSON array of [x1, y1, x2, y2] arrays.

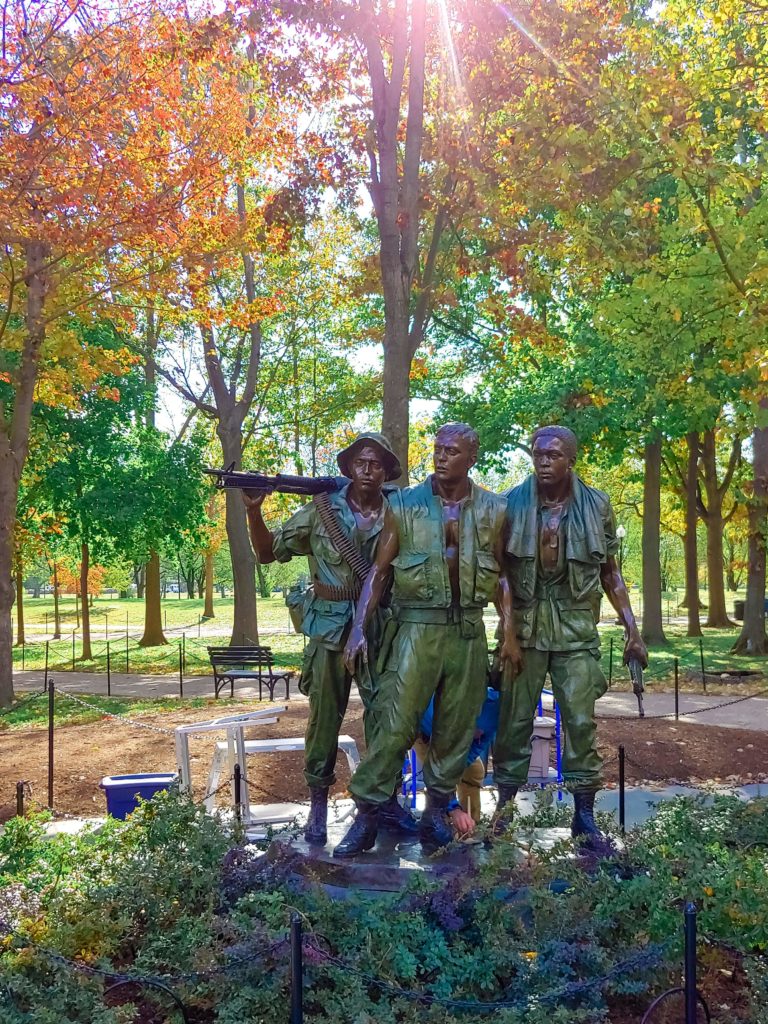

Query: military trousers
[[300, 639, 384, 790], [493, 648, 607, 789], [349, 616, 488, 805]]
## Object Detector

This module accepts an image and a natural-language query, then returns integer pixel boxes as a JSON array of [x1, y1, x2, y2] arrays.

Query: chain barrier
[[53, 688, 175, 735], [597, 686, 768, 722], [13, 936, 287, 986], [307, 939, 671, 1011], [0, 691, 45, 718]]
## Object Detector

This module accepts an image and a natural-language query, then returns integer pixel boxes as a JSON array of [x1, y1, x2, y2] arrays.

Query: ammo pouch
[[285, 584, 311, 634]]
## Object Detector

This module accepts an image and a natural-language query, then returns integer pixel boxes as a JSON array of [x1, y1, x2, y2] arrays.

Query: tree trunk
[[139, 551, 167, 647], [75, 590, 80, 629], [724, 531, 740, 593], [219, 430, 258, 645], [733, 401, 768, 655], [52, 561, 61, 639], [0, 241, 50, 707], [203, 551, 215, 619], [135, 564, 146, 600], [80, 542, 92, 660], [684, 432, 703, 637], [0, 481, 14, 705], [700, 428, 736, 627], [14, 561, 25, 646], [641, 439, 667, 644], [255, 557, 270, 599]]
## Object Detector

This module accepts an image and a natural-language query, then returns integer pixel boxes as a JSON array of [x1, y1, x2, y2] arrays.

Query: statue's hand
[[499, 633, 524, 679], [242, 488, 268, 511], [449, 807, 476, 838], [344, 626, 368, 675], [624, 632, 648, 669]]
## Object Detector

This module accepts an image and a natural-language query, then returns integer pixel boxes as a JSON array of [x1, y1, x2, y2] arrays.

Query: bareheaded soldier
[[243, 433, 417, 845], [493, 425, 648, 845], [336, 423, 519, 858]]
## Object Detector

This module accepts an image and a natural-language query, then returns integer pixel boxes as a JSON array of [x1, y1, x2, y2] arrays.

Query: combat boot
[[333, 801, 380, 859], [419, 790, 454, 854], [304, 786, 329, 845], [571, 787, 617, 855], [378, 793, 419, 835], [488, 783, 518, 840]]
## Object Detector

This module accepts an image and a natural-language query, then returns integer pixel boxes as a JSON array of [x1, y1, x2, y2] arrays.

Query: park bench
[[207, 645, 292, 700]]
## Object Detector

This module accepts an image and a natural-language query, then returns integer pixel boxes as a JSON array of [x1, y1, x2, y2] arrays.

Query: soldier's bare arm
[[494, 523, 523, 677], [600, 556, 648, 666], [343, 506, 399, 673], [242, 491, 277, 564]]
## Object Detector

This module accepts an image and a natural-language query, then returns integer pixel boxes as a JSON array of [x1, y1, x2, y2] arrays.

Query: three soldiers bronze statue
[[227, 422, 648, 857]]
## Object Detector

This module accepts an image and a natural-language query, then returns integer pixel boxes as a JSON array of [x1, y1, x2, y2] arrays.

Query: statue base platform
[[266, 822, 573, 894]]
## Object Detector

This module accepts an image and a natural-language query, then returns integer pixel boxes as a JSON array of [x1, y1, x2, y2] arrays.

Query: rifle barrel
[[205, 468, 347, 495]]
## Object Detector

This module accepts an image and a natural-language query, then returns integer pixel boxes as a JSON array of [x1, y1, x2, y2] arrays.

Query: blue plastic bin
[[100, 773, 178, 820]]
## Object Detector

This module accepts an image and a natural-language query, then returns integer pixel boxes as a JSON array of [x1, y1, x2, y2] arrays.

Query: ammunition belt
[[313, 579, 362, 602]]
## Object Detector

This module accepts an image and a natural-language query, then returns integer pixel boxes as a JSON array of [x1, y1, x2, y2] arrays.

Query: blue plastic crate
[[99, 773, 177, 820]]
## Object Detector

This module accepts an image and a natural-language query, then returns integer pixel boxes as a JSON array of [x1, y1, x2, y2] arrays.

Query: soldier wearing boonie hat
[[243, 431, 416, 845]]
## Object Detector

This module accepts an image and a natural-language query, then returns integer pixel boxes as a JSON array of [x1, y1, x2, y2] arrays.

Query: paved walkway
[[11, 670, 768, 730], [12, 669, 306, 703]]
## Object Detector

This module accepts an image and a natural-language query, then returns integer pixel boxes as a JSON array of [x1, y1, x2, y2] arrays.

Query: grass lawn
[[0, 693, 259, 731], [13, 593, 295, 633], [9, 594, 767, 690]]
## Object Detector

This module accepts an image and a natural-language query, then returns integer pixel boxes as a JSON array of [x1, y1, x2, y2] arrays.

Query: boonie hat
[[337, 432, 402, 481]]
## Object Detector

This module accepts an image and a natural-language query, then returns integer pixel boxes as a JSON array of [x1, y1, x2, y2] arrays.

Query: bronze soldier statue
[[493, 425, 648, 845], [335, 423, 519, 857], [243, 433, 417, 844]]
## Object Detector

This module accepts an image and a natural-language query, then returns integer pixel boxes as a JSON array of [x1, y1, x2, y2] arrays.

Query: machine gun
[[628, 656, 645, 718], [205, 465, 348, 496]]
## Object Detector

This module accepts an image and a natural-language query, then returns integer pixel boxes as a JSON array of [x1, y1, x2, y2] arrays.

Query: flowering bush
[[1, 792, 767, 1022]]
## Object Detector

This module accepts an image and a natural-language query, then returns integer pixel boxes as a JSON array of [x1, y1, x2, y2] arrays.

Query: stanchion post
[[234, 762, 242, 822], [674, 658, 679, 721], [126, 630, 129, 673], [608, 637, 613, 689], [44, 641, 49, 692], [178, 642, 184, 698], [72, 630, 76, 671], [21, 641, 25, 671], [699, 638, 706, 692], [290, 913, 304, 1024], [198, 615, 201, 638], [618, 744, 625, 833], [16, 781, 24, 817], [684, 902, 698, 1024], [48, 681, 55, 808], [182, 631, 186, 674], [106, 641, 111, 697]]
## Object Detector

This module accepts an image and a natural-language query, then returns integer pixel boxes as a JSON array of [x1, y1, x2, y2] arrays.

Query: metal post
[[44, 641, 49, 692], [182, 631, 186, 673], [45, 612, 48, 635], [22, 640, 25, 671], [674, 658, 680, 721], [618, 745, 625, 833], [48, 681, 55, 808], [164, 608, 167, 629], [16, 781, 24, 817], [198, 615, 201, 639], [106, 641, 111, 697], [126, 630, 129, 673], [684, 903, 698, 1024], [290, 913, 304, 1024], [178, 642, 184, 698], [234, 762, 242, 822], [699, 638, 706, 692], [72, 630, 76, 670], [608, 637, 613, 689]]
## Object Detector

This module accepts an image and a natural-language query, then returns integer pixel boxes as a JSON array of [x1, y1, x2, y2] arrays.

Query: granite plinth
[[267, 822, 573, 893]]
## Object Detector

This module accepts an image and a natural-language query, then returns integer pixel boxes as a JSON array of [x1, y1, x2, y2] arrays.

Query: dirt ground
[[3, 699, 768, 820]]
